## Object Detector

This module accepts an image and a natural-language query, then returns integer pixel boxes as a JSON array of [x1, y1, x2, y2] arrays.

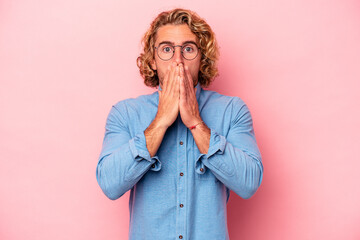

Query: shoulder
[[200, 88, 247, 109], [105, 92, 157, 122], [200, 89, 252, 125], [112, 91, 157, 112]]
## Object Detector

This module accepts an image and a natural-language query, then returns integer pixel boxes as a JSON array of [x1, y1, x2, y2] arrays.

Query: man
[[96, 8, 263, 240]]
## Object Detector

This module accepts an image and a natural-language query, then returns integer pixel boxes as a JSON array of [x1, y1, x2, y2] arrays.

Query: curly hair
[[136, 8, 219, 88]]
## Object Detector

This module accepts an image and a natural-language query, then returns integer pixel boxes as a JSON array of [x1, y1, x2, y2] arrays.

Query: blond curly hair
[[136, 8, 219, 88]]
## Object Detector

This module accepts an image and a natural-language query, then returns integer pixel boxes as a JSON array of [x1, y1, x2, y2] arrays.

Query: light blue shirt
[[96, 82, 263, 239]]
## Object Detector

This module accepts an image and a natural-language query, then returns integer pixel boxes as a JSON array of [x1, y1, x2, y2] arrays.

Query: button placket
[[175, 116, 187, 240]]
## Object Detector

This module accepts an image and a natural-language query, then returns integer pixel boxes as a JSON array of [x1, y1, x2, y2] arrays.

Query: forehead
[[155, 24, 198, 45]]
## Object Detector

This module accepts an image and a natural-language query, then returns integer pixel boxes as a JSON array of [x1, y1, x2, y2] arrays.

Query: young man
[[96, 8, 263, 240]]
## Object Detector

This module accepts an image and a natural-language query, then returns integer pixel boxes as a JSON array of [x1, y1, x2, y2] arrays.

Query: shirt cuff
[[129, 130, 161, 172], [195, 128, 226, 174]]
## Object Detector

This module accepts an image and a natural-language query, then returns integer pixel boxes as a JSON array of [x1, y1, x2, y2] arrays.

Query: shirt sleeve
[[96, 102, 161, 200], [195, 98, 263, 199]]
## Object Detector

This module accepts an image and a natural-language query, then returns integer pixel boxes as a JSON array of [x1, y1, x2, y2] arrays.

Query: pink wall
[[1, 0, 359, 239]]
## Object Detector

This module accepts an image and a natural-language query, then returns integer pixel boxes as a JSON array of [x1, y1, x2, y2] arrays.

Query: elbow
[[237, 163, 263, 200], [96, 165, 125, 201], [104, 191, 122, 201], [240, 185, 259, 199], [231, 179, 260, 199], [96, 175, 125, 201]]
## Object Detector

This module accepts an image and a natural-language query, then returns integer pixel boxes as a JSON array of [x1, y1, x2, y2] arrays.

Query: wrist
[[153, 115, 171, 130], [188, 121, 204, 130]]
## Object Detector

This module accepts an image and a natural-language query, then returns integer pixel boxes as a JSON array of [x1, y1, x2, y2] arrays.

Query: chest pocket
[[196, 168, 220, 183]]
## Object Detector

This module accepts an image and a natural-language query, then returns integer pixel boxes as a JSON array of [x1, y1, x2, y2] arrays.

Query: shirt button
[[179, 235, 183, 239], [179, 141, 183, 145], [151, 164, 155, 168], [180, 172, 184, 176], [200, 168, 204, 172], [179, 204, 184, 208]]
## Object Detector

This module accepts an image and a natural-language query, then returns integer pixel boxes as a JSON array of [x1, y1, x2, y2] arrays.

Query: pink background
[[1, 0, 360, 239]]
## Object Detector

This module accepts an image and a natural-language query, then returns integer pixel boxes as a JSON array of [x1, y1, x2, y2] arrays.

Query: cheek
[[154, 62, 165, 80], [191, 64, 201, 78], [158, 66, 168, 79], [192, 59, 201, 72]]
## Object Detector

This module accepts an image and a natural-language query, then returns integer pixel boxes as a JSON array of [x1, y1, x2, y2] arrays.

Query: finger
[[184, 66, 196, 99], [173, 65, 180, 88], [179, 63, 185, 79], [164, 63, 176, 93], [179, 64, 188, 95], [184, 65, 194, 89], [178, 64, 185, 98], [175, 66, 180, 95], [179, 72, 186, 103], [175, 75, 180, 98], [182, 66, 191, 99], [179, 64, 187, 98], [169, 63, 179, 93], [162, 65, 172, 92], [178, 64, 184, 88]]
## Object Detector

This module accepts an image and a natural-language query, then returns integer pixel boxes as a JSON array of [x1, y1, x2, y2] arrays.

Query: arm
[[194, 98, 263, 199], [189, 120, 211, 154], [96, 102, 163, 200], [144, 115, 169, 158], [96, 64, 180, 200]]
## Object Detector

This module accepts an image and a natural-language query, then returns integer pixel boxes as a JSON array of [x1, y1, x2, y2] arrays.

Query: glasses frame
[[154, 43, 200, 61]]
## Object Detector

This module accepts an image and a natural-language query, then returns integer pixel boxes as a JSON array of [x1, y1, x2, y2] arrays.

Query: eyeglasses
[[154, 42, 200, 61]]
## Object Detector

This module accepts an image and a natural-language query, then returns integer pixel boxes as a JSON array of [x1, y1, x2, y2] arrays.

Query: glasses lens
[[182, 43, 198, 60], [156, 43, 199, 60], [157, 44, 174, 60]]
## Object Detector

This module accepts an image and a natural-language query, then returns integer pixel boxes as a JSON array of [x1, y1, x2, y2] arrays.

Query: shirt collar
[[158, 81, 202, 102]]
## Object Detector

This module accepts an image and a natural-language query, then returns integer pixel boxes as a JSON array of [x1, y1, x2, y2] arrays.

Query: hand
[[156, 62, 180, 128], [179, 64, 202, 128]]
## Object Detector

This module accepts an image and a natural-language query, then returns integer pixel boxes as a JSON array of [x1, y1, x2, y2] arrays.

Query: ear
[[150, 59, 157, 71]]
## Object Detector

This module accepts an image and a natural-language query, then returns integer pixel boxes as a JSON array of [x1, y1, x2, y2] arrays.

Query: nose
[[172, 46, 184, 64]]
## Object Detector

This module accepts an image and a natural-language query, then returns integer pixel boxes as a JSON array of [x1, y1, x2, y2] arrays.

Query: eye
[[183, 44, 195, 53], [161, 45, 173, 53]]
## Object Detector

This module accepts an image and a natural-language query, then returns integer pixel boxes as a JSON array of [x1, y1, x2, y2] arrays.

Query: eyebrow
[[158, 40, 198, 46]]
